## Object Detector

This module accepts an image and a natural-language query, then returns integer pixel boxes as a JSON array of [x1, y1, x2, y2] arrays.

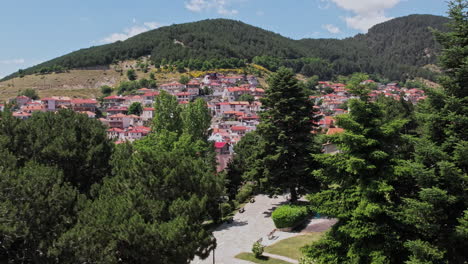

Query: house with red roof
[[71, 99, 97, 112], [15, 96, 31, 107], [223, 87, 250, 101], [143, 92, 160, 106], [21, 103, 46, 113], [12, 112, 32, 120], [186, 80, 201, 95], [106, 106, 128, 116], [107, 127, 123, 139], [160, 81, 185, 92], [323, 127, 345, 154], [142, 107, 155, 122], [124, 95, 144, 106], [103, 95, 126, 108], [108, 113, 131, 129], [137, 88, 153, 94], [176, 92, 191, 102], [214, 141, 230, 155], [318, 116, 335, 129], [231, 125, 248, 136]]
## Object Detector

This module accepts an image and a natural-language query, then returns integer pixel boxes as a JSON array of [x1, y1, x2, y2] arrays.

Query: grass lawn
[[235, 252, 293, 264], [264, 232, 323, 260]]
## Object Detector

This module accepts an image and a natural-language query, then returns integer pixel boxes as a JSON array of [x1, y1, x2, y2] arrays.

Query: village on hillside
[[1, 73, 427, 171]]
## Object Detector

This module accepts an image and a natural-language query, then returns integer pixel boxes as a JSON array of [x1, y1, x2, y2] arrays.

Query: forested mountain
[[3, 15, 449, 81]]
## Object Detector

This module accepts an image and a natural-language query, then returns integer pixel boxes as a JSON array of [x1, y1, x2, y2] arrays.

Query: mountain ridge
[[2, 14, 449, 81]]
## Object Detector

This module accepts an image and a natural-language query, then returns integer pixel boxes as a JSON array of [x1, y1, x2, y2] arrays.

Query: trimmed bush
[[252, 241, 264, 258], [271, 205, 310, 229]]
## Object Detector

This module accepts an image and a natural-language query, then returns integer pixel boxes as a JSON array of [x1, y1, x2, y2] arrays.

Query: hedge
[[271, 205, 310, 229]]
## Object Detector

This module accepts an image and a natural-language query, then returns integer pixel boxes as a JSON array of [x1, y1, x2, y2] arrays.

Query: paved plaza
[[192, 194, 336, 264]]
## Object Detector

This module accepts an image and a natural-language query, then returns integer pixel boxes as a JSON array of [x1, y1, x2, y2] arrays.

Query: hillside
[[1, 15, 449, 84]]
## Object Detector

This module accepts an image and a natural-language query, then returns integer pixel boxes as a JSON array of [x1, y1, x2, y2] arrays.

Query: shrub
[[220, 202, 232, 217], [235, 182, 254, 203], [271, 205, 310, 229], [252, 241, 264, 258]]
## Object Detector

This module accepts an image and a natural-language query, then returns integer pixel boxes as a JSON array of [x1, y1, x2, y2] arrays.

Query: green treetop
[[128, 102, 143, 116]]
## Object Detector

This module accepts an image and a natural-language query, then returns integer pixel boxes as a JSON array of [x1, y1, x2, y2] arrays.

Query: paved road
[[191, 194, 337, 264], [192, 194, 291, 264]]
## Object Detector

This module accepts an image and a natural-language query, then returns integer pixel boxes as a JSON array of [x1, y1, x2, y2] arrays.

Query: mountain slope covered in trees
[[3, 14, 449, 81]]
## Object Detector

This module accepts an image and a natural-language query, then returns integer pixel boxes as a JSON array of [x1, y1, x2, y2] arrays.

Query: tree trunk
[[290, 186, 298, 202]]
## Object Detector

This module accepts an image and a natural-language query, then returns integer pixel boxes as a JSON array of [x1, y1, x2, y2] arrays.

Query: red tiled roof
[[108, 128, 124, 132], [71, 99, 97, 104], [143, 91, 160, 97], [231, 126, 247, 131], [215, 142, 227, 149], [327, 128, 344, 135]]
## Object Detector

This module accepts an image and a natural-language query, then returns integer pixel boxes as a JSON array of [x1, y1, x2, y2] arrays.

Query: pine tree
[[256, 67, 318, 201], [302, 73, 410, 263]]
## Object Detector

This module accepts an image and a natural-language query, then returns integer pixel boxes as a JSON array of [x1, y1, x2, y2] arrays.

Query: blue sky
[[0, 0, 448, 78]]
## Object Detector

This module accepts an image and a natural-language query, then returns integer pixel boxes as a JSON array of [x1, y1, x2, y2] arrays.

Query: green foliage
[[433, 0, 468, 98], [238, 93, 255, 103], [0, 162, 80, 263], [0, 110, 113, 191], [220, 202, 232, 218], [302, 4, 467, 262], [0, 101, 223, 263], [405, 79, 428, 89], [179, 75, 190, 85], [235, 182, 255, 203], [116, 79, 156, 94], [128, 102, 143, 115], [152, 91, 182, 134], [4, 15, 449, 82], [346, 72, 374, 99], [271, 205, 310, 229], [126, 69, 137, 80], [252, 242, 265, 258], [100, 85, 113, 96], [19, 88, 39, 100], [181, 98, 212, 141], [256, 67, 319, 201], [201, 86, 213, 96], [226, 132, 264, 200]]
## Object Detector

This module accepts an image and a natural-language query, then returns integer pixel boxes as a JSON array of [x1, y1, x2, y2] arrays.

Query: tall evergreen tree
[[256, 67, 318, 201], [302, 73, 410, 263]]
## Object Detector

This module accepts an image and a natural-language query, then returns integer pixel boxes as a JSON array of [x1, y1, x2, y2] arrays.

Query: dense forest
[[2, 14, 448, 81]]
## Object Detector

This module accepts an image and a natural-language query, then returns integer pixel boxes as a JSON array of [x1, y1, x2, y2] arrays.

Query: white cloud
[[256, 10, 264, 16], [100, 22, 162, 44], [0, 59, 25, 65], [328, 0, 401, 32], [185, 0, 239, 16], [317, 0, 330, 10], [323, 24, 341, 34]]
